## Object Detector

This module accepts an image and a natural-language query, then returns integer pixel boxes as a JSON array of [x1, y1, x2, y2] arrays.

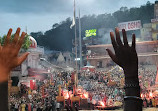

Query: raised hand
[[106, 28, 138, 78], [0, 28, 29, 82]]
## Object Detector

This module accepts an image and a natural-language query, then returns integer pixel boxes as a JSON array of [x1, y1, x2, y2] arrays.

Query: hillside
[[30, 1, 154, 51]]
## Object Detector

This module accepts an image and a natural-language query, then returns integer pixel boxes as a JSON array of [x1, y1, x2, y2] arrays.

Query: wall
[[87, 40, 158, 68]]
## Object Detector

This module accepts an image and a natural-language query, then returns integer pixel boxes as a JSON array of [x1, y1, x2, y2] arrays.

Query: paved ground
[[115, 108, 158, 111], [80, 108, 158, 111], [143, 108, 158, 111], [105, 108, 158, 111]]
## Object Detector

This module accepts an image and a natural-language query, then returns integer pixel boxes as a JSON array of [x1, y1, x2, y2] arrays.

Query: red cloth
[[42, 86, 45, 97], [155, 66, 158, 84], [103, 96, 107, 105], [89, 94, 92, 101], [30, 80, 36, 90], [28, 103, 31, 111], [71, 72, 75, 83]]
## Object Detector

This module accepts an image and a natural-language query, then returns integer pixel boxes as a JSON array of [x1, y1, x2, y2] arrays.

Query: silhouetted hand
[[0, 28, 29, 82], [106, 28, 138, 78]]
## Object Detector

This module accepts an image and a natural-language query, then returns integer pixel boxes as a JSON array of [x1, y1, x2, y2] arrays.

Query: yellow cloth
[[152, 98, 156, 107], [21, 104, 26, 111], [28, 89, 31, 95], [114, 101, 122, 106]]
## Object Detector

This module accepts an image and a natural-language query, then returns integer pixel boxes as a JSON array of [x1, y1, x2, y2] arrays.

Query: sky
[[0, 0, 156, 36]]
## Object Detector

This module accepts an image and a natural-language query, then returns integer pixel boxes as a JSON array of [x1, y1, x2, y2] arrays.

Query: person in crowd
[[148, 99, 153, 107], [56, 102, 60, 111], [21, 102, 26, 111], [33, 105, 37, 111], [27, 101, 32, 111], [143, 98, 147, 108], [51, 97, 56, 111], [10, 103, 14, 111], [87, 95, 91, 109], [14, 102, 19, 111]]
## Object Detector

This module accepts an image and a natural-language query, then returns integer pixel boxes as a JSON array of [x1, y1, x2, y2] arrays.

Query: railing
[[87, 52, 158, 60]]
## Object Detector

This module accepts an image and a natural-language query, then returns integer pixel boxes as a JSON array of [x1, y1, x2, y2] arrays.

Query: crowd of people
[[138, 64, 157, 89], [9, 81, 58, 111], [8, 70, 122, 110], [8, 63, 158, 110], [78, 69, 123, 106], [1, 27, 156, 111]]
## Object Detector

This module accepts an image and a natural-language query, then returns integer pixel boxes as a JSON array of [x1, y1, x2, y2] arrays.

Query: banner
[[118, 20, 141, 31], [151, 18, 158, 23], [85, 29, 97, 37]]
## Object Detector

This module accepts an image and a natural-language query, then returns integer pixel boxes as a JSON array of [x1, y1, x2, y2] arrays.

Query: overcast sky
[[0, 0, 156, 36]]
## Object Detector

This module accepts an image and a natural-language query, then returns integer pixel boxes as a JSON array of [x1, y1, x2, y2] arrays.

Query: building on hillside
[[141, 23, 152, 41], [154, 0, 158, 18], [21, 36, 45, 76], [140, 19, 158, 41], [11, 36, 46, 87], [57, 52, 65, 63], [86, 40, 158, 69], [151, 18, 158, 40], [46, 51, 73, 68], [141, 1, 158, 41], [63, 52, 73, 67], [146, 1, 158, 40]]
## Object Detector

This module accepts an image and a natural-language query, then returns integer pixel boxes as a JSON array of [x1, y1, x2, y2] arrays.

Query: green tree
[[0, 34, 31, 51], [22, 34, 32, 50]]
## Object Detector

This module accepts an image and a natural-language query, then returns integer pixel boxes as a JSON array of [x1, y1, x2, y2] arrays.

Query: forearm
[[0, 69, 10, 111], [0, 81, 8, 111], [123, 71, 142, 111]]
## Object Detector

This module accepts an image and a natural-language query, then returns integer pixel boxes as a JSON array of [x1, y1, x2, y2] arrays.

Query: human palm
[[106, 28, 138, 78], [0, 28, 29, 82]]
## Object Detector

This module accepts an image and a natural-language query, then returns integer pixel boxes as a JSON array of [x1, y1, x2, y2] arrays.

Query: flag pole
[[79, 9, 82, 70], [74, 0, 78, 88]]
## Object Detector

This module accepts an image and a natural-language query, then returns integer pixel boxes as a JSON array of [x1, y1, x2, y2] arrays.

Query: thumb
[[17, 52, 30, 65]]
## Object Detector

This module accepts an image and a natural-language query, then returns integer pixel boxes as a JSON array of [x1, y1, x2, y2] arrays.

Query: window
[[97, 61, 102, 68], [156, 24, 158, 30]]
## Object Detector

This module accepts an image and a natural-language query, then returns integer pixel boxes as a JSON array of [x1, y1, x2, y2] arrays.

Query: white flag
[[70, 16, 75, 29], [70, 0, 76, 29]]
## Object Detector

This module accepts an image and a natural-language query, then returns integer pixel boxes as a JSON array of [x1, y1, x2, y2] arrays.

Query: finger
[[4, 28, 12, 46], [12, 28, 20, 45], [16, 32, 26, 52], [106, 49, 118, 64], [115, 28, 123, 46], [132, 33, 136, 49], [110, 32, 117, 51], [17, 52, 29, 66], [0, 44, 2, 50], [0, 38, 2, 50], [122, 29, 128, 46]]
